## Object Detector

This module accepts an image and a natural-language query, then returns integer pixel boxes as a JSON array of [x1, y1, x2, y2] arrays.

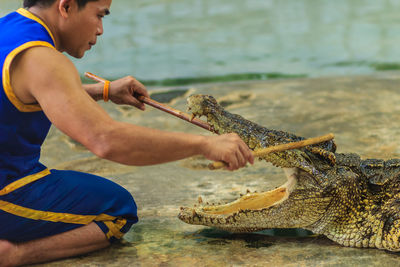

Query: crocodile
[[178, 94, 400, 252]]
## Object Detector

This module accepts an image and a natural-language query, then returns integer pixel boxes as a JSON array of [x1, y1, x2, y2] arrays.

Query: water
[[2, 0, 400, 84]]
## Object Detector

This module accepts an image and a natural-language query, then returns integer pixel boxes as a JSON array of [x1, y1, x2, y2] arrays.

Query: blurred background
[[2, 0, 400, 85]]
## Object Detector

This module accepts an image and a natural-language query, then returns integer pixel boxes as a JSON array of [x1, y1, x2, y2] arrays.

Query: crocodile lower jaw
[[178, 168, 298, 225]]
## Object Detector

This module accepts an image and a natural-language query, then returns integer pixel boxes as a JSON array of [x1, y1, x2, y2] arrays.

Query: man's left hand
[[109, 76, 149, 110]]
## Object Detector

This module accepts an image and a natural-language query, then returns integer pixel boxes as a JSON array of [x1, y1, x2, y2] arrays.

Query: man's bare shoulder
[[15, 45, 76, 75], [11, 45, 80, 103]]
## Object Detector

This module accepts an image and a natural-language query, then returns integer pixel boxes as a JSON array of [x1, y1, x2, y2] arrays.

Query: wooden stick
[[137, 96, 212, 131], [84, 72, 108, 83], [84, 72, 212, 131], [209, 133, 335, 170]]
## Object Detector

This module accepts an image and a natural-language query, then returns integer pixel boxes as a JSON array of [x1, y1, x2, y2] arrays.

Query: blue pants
[[0, 169, 138, 243]]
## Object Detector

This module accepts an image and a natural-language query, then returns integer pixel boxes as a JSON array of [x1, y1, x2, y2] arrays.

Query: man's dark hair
[[23, 0, 98, 9]]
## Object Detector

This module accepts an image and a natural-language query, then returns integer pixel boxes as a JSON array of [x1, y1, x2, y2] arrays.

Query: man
[[0, 0, 254, 266]]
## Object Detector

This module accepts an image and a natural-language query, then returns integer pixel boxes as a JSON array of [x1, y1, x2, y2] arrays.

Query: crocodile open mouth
[[178, 168, 298, 224], [197, 187, 287, 215]]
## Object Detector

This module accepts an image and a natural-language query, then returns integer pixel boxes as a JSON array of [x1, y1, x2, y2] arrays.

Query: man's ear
[[58, 0, 75, 18]]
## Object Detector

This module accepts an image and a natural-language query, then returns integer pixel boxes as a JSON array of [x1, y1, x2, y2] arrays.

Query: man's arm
[[10, 46, 253, 170], [82, 83, 103, 101]]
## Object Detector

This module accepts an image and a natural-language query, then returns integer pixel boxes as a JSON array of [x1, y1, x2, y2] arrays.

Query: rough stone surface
[[37, 74, 400, 266]]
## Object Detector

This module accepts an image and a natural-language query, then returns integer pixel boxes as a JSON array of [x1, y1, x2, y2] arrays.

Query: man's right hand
[[201, 133, 254, 171]]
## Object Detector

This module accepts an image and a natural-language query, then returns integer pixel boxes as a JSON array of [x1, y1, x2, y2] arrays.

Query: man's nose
[[97, 22, 104, 36]]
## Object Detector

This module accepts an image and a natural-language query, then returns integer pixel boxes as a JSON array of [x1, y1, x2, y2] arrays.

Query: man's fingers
[[124, 75, 149, 98], [235, 149, 246, 168], [135, 86, 149, 98], [130, 79, 149, 98], [225, 154, 239, 171], [239, 142, 254, 164], [231, 135, 253, 166], [129, 96, 146, 110]]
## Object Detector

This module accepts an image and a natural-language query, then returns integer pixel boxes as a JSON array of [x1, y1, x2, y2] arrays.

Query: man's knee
[[111, 185, 137, 216]]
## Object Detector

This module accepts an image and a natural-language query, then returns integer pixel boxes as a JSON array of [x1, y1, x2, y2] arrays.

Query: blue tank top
[[0, 9, 57, 187]]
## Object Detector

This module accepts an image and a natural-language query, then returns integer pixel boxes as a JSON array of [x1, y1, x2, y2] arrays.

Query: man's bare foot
[[0, 240, 18, 267]]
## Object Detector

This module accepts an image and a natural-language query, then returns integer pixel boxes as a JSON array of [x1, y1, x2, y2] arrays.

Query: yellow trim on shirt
[[16, 8, 56, 46], [2, 41, 55, 112], [0, 200, 117, 225], [0, 168, 51, 196]]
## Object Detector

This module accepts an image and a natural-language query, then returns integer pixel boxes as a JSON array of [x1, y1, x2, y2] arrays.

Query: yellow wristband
[[103, 80, 110, 102]]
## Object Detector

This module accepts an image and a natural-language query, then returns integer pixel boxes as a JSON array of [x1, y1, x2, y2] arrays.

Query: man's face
[[61, 0, 112, 58]]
